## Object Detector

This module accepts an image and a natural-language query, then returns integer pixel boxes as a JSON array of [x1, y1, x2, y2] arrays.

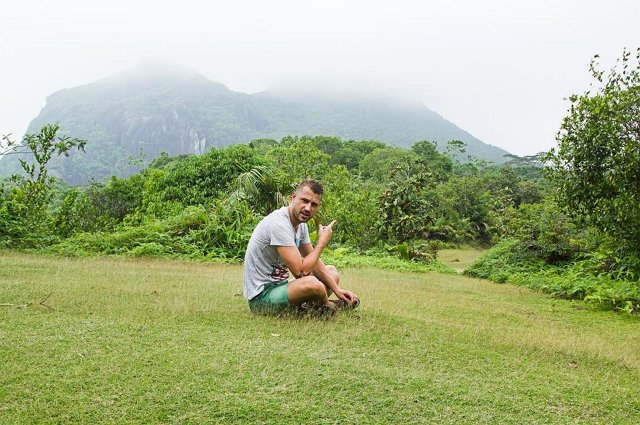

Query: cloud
[[1, 0, 639, 155]]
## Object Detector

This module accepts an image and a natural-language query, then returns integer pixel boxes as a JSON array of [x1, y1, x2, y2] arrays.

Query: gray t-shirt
[[243, 206, 310, 300]]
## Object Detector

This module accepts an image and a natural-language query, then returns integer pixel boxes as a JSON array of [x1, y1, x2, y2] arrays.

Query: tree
[[0, 124, 86, 246], [547, 48, 640, 254], [376, 161, 437, 242], [265, 140, 331, 183], [139, 144, 261, 218], [332, 139, 386, 171], [359, 147, 418, 183], [230, 165, 289, 215], [411, 140, 453, 180]]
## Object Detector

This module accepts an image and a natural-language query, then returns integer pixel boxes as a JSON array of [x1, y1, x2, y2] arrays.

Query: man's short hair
[[296, 179, 323, 196]]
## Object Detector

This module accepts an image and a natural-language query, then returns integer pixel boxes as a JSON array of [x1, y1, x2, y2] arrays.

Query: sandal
[[329, 298, 360, 311]]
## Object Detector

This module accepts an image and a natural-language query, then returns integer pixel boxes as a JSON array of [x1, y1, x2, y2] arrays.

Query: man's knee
[[326, 264, 340, 285], [304, 278, 327, 297], [288, 276, 327, 303]]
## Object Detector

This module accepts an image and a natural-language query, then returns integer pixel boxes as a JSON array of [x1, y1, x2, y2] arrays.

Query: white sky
[[1, 0, 638, 156]]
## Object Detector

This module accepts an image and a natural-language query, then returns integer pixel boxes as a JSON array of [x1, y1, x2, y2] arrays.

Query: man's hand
[[336, 288, 358, 305], [317, 220, 336, 247]]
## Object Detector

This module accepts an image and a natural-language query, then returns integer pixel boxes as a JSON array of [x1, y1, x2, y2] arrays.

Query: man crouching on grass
[[243, 179, 359, 317]]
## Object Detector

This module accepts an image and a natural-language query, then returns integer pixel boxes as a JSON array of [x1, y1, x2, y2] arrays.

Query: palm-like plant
[[229, 164, 291, 215]]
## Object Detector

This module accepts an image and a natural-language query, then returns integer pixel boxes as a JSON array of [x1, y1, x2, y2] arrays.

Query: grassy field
[[1, 252, 639, 424], [438, 246, 486, 273]]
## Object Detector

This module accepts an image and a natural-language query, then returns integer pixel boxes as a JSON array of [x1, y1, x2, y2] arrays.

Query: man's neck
[[287, 204, 300, 229]]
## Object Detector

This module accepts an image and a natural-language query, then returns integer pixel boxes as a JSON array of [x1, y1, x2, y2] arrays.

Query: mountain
[[2, 62, 510, 184]]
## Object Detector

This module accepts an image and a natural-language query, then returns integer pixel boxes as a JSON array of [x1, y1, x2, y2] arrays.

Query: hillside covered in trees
[[0, 61, 509, 184]]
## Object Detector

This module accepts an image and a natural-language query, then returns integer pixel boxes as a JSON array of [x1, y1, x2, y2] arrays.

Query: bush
[[319, 166, 381, 249], [51, 197, 259, 261], [464, 238, 547, 282], [466, 238, 640, 315], [506, 201, 582, 263], [546, 48, 640, 261], [139, 144, 263, 217]]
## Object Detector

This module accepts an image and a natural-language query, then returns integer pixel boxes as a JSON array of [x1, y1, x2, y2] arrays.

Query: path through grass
[[1, 252, 639, 424], [438, 245, 486, 273]]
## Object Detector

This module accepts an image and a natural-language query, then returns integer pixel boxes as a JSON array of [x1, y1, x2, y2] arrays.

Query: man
[[243, 179, 359, 315]]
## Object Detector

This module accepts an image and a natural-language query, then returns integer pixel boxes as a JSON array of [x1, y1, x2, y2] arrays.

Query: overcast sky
[[1, 0, 638, 156]]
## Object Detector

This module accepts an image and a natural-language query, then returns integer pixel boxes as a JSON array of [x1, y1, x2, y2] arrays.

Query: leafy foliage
[[547, 48, 640, 257], [141, 144, 261, 215], [376, 161, 437, 242], [505, 200, 581, 264], [53, 200, 259, 260], [466, 238, 640, 315], [319, 166, 380, 249], [230, 165, 289, 215], [0, 124, 86, 247], [53, 176, 144, 236]]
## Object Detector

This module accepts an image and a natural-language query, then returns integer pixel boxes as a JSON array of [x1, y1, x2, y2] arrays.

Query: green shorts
[[249, 280, 290, 314]]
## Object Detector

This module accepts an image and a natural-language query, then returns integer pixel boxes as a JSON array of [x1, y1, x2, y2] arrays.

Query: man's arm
[[299, 242, 358, 304], [298, 243, 338, 290], [276, 244, 325, 278], [275, 221, 335, 278]]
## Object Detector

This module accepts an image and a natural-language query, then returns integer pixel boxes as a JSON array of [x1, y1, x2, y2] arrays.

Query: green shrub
[[466, 239, 640, 315], [464, 238, 547, 282], [51, 198, 258, 261], [319, 166, 381, 249], [506, 201, 582, 263], [139, 144, 262, 217], [126, 242, 170, 257], [188, 198, 259, 260]]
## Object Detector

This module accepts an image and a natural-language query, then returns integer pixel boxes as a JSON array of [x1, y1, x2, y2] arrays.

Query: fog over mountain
[[1, 62, 509, 184], [2, 0, 639, 162]]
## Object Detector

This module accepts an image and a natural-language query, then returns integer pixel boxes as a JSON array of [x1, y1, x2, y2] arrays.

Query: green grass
[[438, 245, 487, 272], [1, 252, 639, 424]]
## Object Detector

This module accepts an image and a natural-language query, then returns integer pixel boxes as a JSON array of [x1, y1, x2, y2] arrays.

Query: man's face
[[290, 185, 322, 224]]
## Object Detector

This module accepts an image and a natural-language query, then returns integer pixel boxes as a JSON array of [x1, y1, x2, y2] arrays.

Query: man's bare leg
[[313, 264, 341, 297], [288, 266, 354, 312], [287, 276, 330, 306], [317, 265, 358, 309]]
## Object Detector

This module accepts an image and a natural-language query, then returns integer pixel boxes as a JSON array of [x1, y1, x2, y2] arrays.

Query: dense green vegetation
[[1, 49, 639, 317], [466, 49, 640, 314], [547, 48, 640, 261], [0, 126, 539, 263], [1, 253, 638, 424]]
